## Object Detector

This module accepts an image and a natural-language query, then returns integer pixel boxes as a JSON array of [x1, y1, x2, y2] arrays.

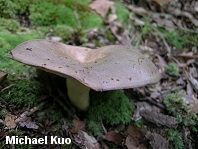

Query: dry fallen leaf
[[70, 119, 85, 133], [190, 99, 198, 114], [145, 132, 168, 149], [140, 109, 178, 128], [18, 117, 39, 129], [125, 135, 139, 149], [62, 120, 69, 131], [126, 125, 144, 144], [125, 125, 146, 149], [156, 54, 167, 70], [152, 0, 174, 6], [105, 131, 125, 146], [89, 0, 114, 18], [132, 102, 153, 121], [72, 130, 100, 149], [5, 114, 16, 129]]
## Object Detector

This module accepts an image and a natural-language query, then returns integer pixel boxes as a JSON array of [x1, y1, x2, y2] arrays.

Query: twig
[[0, 143, 6, 149], [185, 71, 198, 93], [145, 97, 165, 109], [128, 5, 198, 33], [0, 84, 14, 93], [167, 7, 198, 27], [15, 101, 46, 123], [0, 97, 8, 105], [153, 28, 171, 56], [101, 121, 107, 134], [129, 12, 172, 55]]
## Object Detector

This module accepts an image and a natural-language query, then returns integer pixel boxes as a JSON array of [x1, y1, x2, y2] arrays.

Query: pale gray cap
[[7, 39, 161, 91]]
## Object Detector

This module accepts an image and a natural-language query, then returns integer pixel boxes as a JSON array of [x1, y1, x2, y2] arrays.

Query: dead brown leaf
[[70, 119, 85, 133], [190, 98, 198, 114], [140, 109, 178, 128], [125, 135, 139, 149], [188, 75, 198, 92], [125, 125, 147, 149], [5, 113, 16, 129], [71, 130, 100, 149], [105, 131, 125, 146], [156, 54, 167, 71], [167, 7, 198, 26], [105, 132, 125, 146], [189, 67, 198, 78], [151, 0, 174, 7], [187, 82, 194, 96], [132, 102, 153, 121], [100, 140, 109, 149], [145, 132, 168, 149], [174, 52, 198, 59], [89, 0, 114, 18], [126, 125, 144, 144], [44, 119, 50, 126]]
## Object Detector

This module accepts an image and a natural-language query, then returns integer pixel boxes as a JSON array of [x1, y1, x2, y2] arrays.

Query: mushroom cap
[[7, 39, 160, 91]]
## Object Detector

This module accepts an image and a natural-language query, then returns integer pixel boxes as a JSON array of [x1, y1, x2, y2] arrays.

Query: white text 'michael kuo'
[[5, 136, 71, 145]]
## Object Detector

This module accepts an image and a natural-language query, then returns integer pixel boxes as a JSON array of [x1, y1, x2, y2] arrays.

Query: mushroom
[[7, 39, 161, 111]]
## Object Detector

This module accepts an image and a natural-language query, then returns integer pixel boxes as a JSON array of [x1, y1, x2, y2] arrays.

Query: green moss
[[163, 93, 198, 131], [0, 0, 17, 18], [134, 16, 150, 48], [166, 128, 184, 149], [0, 26, 43, 109], [64, 0, 103, 29], [88, 90, 135, 125], [64, 0, 91, 12], [53, 25, 74, 41], [0, 0, 35, 19], [29, 0, 103, 29], [155, 28, 198, 50], [87, 120, 103, 137], [73, 27, 88, 44], [65, 0, 103, 29], [114, 1, 130, 28], [1, 77, 41, 108], [81, 13, 103, 29], [36, 26, 51, 37], [0, 0, 103, 30], [0, 30, 42, 73], [105, 30, 116, 42], [29, 1, 76, 26], [133, 120, 144, 129], [165, 32, 184, 50], [0, 18, 20, 32], [0, 37, 10, 49], [165, 63, 179, 76]]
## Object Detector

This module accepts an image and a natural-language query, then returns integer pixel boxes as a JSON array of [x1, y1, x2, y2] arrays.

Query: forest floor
[[0, 0, 198, 149]]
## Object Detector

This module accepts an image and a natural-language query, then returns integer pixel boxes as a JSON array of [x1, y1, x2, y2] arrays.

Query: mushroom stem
[[66, 76, 90, 111]]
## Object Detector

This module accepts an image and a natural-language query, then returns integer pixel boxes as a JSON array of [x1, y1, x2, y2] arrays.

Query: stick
[[15, 102, 46, 123]]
